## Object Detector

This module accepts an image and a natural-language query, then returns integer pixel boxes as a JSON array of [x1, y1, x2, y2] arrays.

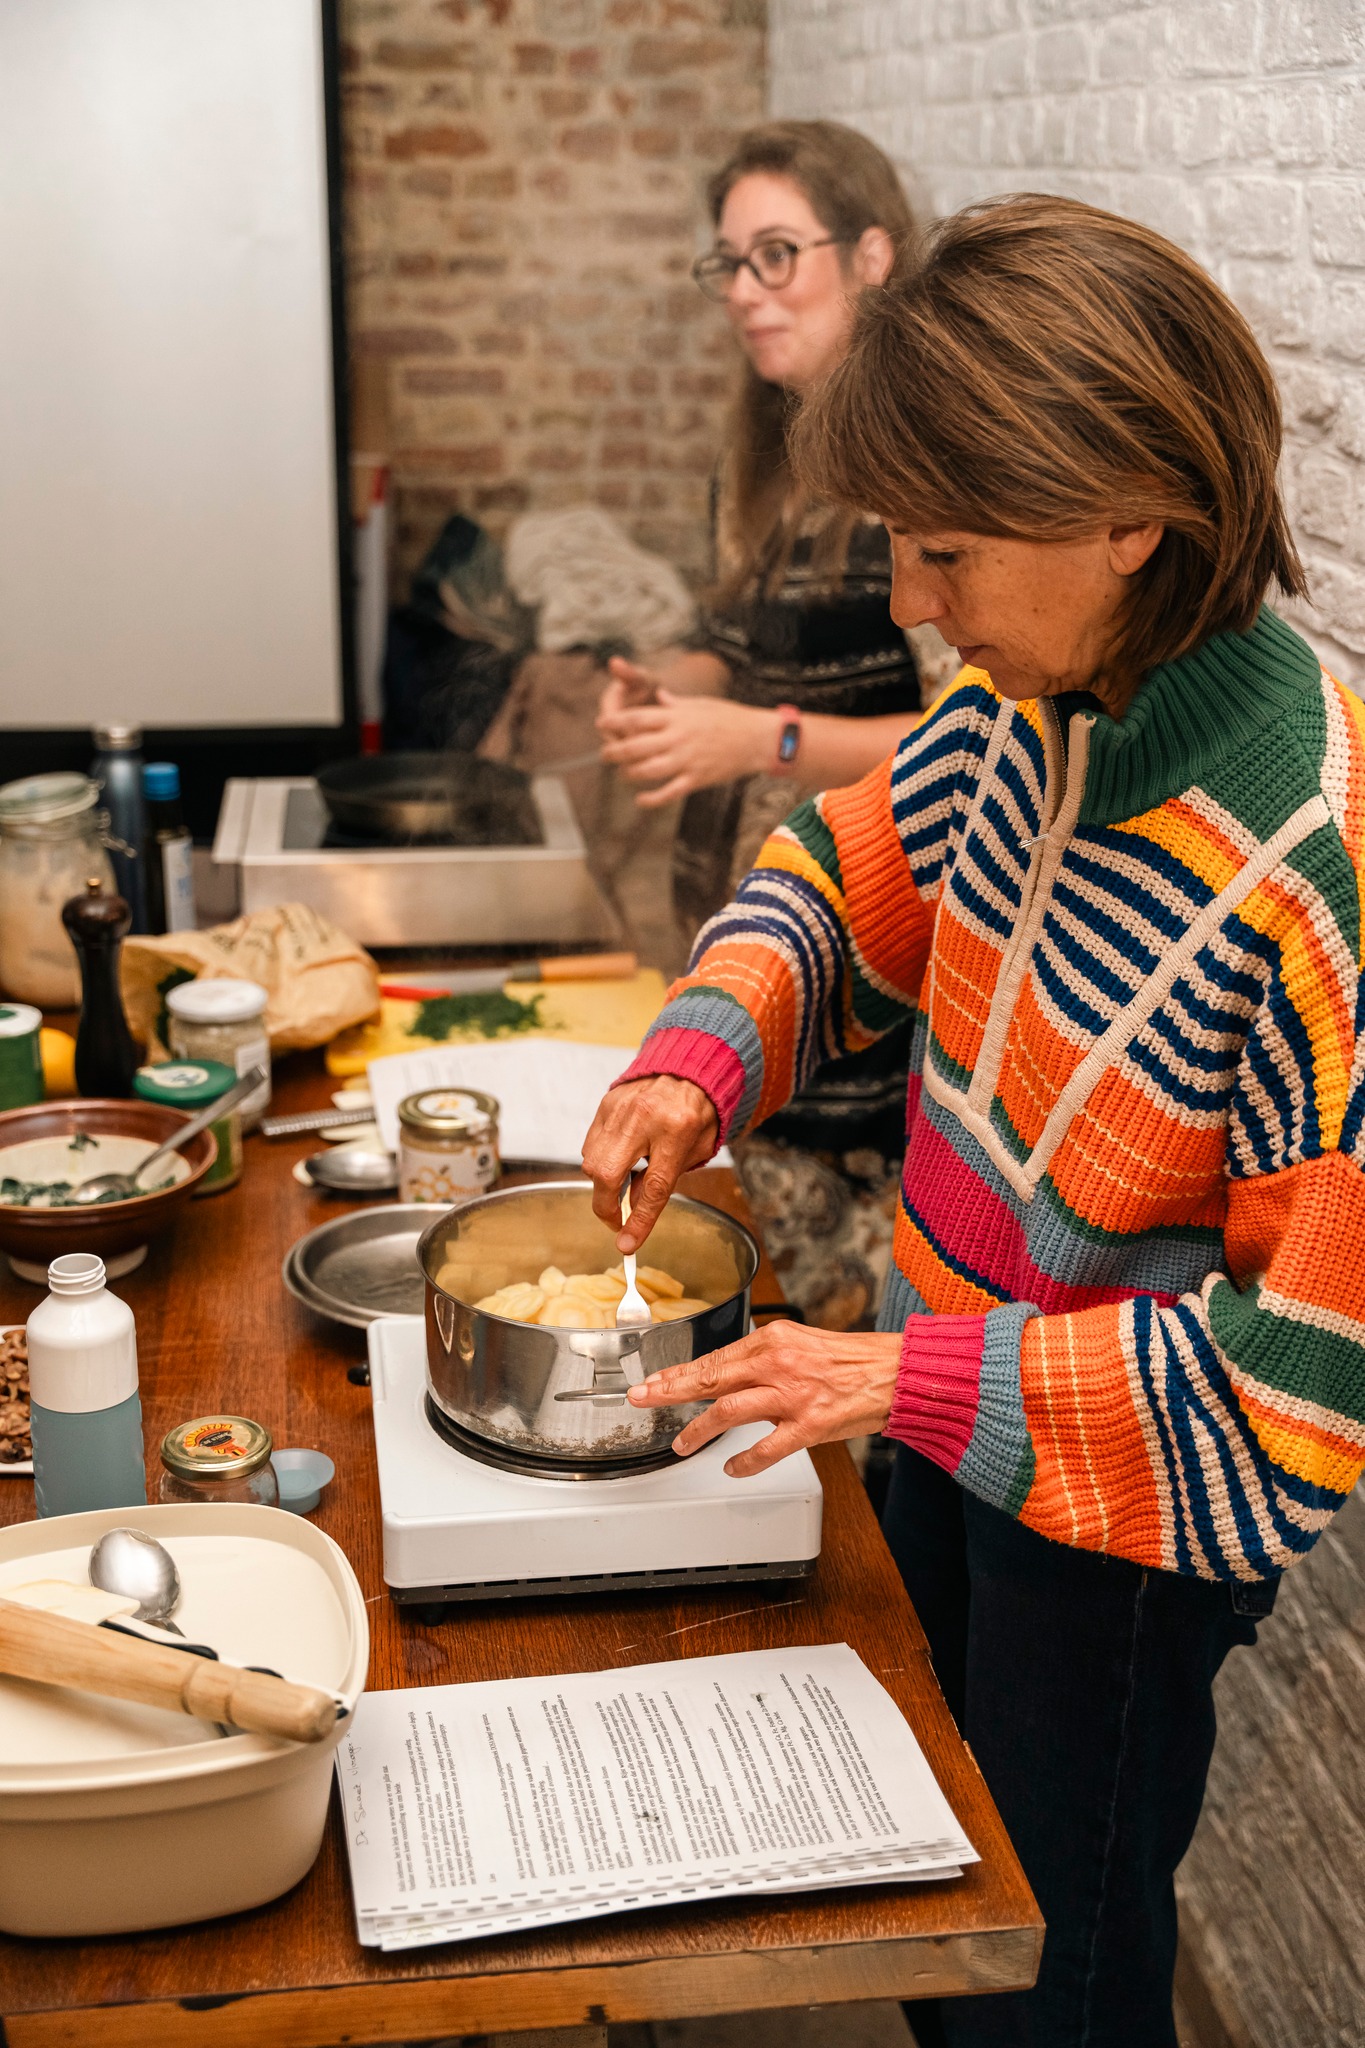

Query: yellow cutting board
[[325, 969, 669, 1078]]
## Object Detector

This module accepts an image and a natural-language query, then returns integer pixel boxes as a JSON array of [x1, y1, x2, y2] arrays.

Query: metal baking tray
[[283, 1206, 432, 1327]]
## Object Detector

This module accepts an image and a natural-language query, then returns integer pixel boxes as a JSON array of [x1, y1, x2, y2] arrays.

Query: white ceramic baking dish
[[0, 1501, 368, 1936]]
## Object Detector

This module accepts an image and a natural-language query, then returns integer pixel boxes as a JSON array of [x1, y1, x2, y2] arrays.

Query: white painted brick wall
[[769, 0, 1365, 692]]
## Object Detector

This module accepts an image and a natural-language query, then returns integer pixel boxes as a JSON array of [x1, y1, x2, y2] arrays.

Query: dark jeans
[[884, 1446, 1276, 2048]]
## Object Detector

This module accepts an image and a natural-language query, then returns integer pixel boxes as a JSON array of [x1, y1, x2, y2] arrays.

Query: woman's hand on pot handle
[[628, 1321, 904, 1478], [581, 1075, 719, 1251]]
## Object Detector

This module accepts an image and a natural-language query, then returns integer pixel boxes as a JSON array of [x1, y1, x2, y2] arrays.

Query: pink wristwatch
[[775, 703, 802, 771]]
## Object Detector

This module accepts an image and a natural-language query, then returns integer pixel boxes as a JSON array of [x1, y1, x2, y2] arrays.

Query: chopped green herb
[[0, 1173, 173, 1208], [67, 1131, 97, 1153], [408, 990, 546, 1042]]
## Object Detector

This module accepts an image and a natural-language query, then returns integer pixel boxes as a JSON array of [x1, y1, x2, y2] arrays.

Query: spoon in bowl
[[89, 1527, 186, 1635], [90, 1527, 232, 1735], [70, 1067, 264, 1204]]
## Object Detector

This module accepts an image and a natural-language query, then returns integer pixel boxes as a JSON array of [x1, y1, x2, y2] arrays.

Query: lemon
[[40, 1027, 77, 1097]]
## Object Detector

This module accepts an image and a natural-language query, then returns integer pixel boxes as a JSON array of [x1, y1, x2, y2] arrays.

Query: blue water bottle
[[27, 1254, 147, 1518], [91, 723, 147, 933]]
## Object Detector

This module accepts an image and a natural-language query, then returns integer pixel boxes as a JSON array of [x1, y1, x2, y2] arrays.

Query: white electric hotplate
[[368, 1317, 823, 1607]]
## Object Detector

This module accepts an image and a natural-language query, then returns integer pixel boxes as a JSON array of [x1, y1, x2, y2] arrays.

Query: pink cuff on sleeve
[[612, 1027, 747, 1149], [886, 1312, 988, 1474]]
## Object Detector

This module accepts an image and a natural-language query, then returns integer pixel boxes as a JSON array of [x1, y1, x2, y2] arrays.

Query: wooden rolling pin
[[0, 1599, 341, 1744]]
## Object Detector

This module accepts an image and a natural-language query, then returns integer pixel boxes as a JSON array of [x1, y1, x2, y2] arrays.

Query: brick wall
[[341, 0, 766, 591], [769, 0, 1365, 696], [769, 7, 1365, 2042]]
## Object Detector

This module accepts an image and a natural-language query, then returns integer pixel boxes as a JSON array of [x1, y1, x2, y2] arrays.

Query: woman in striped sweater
[[582, 195, 1365, 2047]]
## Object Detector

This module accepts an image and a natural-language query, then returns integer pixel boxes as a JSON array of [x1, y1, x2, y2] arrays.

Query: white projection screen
[[0, 0, 345, 733]]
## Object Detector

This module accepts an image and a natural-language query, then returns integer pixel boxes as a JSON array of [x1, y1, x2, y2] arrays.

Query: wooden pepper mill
[[61, 878, 139, 1098]]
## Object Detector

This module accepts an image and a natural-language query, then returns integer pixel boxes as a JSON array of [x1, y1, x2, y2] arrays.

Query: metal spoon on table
[[70, 1067, 265, 1204]]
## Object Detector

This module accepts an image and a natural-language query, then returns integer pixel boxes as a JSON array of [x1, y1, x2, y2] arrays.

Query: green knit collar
[[1073, 606, 1321, 827]]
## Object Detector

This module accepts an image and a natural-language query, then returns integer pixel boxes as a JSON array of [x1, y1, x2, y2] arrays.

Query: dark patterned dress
[[674, 511, 922, 1329]]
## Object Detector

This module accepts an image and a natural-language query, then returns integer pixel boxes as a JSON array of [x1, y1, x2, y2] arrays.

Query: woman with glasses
[[598, 120, 932, 1332]]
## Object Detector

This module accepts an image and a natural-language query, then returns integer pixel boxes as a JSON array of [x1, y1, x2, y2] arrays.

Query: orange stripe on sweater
[[1224, 1151, 1365, 1319], [1048, 1071, 1227, 1233], [1019, 1304, 1165, 1564], [822, 753, 936, 995], [994, 981, 1090, 1148], [927, 909, 1006, 1075], [893, 1210, 1000, 1315], [1239, 1394, 1365, 1494]]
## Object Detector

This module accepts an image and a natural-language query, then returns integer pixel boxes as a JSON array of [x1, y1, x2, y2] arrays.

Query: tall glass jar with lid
[[165, 979, 272, 1128], [0, 775, 115, 1006]]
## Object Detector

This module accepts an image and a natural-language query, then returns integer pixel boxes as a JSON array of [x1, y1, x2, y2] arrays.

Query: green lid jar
[[133, 1059, 243, 1193]]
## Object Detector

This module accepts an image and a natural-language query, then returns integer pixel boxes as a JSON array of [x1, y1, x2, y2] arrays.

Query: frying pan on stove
[[314, 753, 542, 844]]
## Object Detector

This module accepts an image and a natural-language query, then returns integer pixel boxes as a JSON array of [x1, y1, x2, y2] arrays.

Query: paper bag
[[121, 904, 381, 1061]]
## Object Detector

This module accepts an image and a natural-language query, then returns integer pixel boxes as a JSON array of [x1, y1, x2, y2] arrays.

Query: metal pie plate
[[283, 1204, 431, 1327]]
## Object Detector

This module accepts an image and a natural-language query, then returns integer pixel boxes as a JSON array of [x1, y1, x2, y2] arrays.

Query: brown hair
[[705, 120, 917, 600], [793, 193, 1306, 678]]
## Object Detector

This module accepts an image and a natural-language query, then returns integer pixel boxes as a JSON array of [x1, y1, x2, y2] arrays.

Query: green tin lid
[[134, 1059, 238, 1108]]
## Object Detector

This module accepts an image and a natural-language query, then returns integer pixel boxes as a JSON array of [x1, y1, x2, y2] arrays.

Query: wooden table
[[0, 1051, 1040, 2047]]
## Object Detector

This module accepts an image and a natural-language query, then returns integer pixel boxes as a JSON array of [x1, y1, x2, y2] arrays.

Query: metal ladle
[[70, 1067, 264, 1203]]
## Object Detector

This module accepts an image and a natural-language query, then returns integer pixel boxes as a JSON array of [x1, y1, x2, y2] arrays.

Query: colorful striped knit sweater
[[617, 607, 1365, 1582]]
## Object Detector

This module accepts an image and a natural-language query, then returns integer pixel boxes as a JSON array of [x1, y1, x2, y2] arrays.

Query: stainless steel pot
[[417, 1181, 759, 1466]]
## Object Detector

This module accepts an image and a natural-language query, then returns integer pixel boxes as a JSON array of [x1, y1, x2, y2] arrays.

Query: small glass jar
[[398, 1088, 500, 1204], [159, 1414, 278, 1506], [165, 979, 271, 1129], [133, 1059, 244, 1193], [0, 774, 115, 1007]]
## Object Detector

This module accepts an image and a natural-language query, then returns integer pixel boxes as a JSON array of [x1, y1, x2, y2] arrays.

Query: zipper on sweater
[[964, 698, 1094, 1118]]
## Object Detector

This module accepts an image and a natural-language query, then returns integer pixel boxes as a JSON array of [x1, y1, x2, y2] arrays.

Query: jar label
[[180, 1418, 255, 1461], [400, 1139, 498, 1205]]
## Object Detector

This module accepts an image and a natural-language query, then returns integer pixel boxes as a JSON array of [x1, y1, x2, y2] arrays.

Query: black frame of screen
[[0, 0, 359, 846]]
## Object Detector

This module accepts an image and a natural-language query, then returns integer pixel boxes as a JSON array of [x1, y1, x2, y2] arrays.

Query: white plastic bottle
[[27, 1254, 147, 1518]]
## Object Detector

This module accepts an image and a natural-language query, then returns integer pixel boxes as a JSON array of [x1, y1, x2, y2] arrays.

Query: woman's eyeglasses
[[691, 236, 847, 302]]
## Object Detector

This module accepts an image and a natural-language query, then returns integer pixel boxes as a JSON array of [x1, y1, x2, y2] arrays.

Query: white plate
[[0, 1326, 31, 1475]]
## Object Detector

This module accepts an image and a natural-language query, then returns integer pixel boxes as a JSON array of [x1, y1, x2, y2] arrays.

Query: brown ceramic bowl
[[0, 1100, 216, 1282]]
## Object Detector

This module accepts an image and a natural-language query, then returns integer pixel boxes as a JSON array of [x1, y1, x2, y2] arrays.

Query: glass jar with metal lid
[[165, 979, 271, 1128], [398, 1088, 500, 1204], [158, 1415, 279, 1506], [133, 1060, 244, 1193], [0, 774, 115, 1007]]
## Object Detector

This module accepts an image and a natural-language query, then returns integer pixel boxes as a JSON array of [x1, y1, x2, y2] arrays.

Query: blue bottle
[[90, 724, 147, 933], [27, 1254, 147, 1518]]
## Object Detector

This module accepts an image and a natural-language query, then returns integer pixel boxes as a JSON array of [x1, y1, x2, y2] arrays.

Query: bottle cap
[[142, 762, 181, 801], [165, 979, 268, 1024], [134, 1060, 238, 1107], [93, 724, 143, 751], [47, 1254, 106, 1297], [161, 1415, 273, 1480]]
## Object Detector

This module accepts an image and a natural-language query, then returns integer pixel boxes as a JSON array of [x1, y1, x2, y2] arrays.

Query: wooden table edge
[[2, 1920, 1043, 2046]]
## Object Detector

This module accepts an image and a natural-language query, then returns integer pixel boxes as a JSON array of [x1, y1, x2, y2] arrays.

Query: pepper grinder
[[61, 878, 140, 1098]]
